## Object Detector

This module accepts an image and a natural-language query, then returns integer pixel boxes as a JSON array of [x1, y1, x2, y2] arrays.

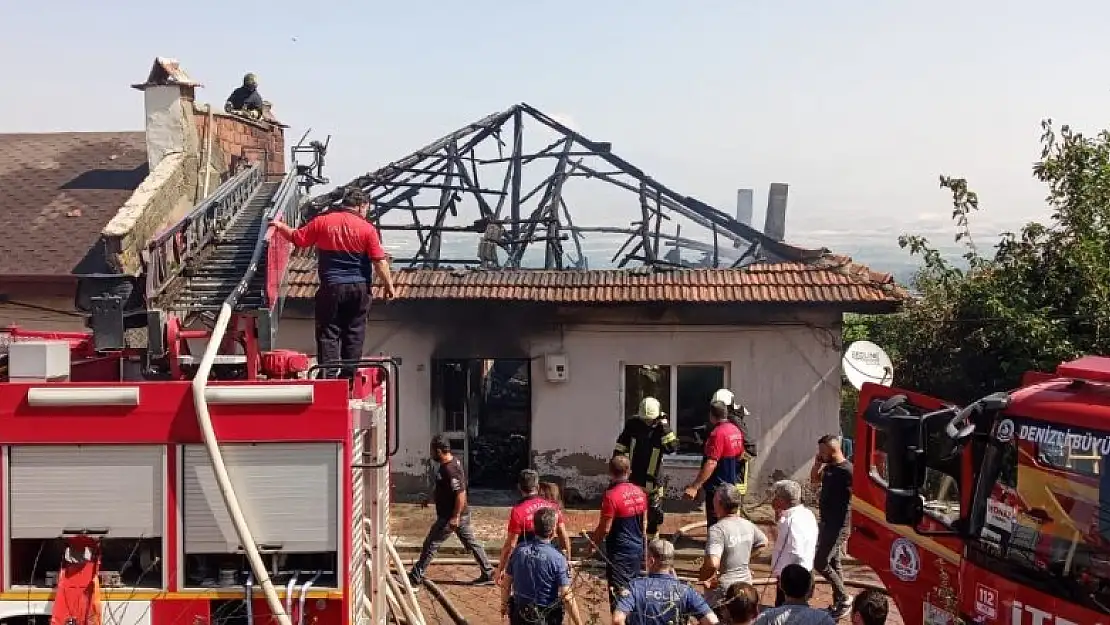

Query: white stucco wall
[[142, 85, 194, 171], [277, 316, 842, 500]]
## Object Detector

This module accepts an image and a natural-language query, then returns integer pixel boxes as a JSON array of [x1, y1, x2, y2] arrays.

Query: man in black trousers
[[270, 188, 396, 377]]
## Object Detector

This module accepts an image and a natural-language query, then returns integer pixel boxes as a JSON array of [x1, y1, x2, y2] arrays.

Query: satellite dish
[[842, 340, 895, 390]]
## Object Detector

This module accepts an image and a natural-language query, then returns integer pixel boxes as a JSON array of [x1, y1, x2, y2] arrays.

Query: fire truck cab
[[852, 355, 1110, 625]]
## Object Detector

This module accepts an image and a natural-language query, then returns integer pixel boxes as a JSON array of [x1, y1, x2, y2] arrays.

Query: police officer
[[611, 539, 718, 625], [613, 396, 678, 539], [500, 508, 585, 625]]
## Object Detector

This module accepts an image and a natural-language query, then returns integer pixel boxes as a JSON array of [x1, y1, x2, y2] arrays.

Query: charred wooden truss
[[311, 103, 824, 270]]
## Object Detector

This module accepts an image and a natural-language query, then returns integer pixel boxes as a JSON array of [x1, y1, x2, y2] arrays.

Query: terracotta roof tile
[[0, 132, 148, 277], [284, 252, 907, 307]]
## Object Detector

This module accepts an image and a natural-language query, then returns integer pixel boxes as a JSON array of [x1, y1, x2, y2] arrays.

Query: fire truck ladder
[[143, 143, 329, 625], [143, 142, 324, 380], [163, 174, 276, 312]]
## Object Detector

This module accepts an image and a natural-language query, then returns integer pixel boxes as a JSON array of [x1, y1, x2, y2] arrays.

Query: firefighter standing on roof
[[269, 188, 397, 377], [613, 396, 678, 539], [225, 73, 265, 120]]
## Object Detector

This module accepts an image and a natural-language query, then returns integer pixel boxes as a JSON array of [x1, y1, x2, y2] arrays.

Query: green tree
[[848, 119, 1110, 405]]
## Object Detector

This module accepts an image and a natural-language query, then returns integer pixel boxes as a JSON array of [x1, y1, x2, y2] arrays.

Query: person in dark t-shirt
[[225, 73, 265, 119], [809, 434, 854, 618], [408, 435, 495, 586], [588, 455, 648, 611]]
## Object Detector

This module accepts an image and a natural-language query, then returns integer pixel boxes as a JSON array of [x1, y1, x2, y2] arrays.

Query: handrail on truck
[[309, 357, 401, 469]]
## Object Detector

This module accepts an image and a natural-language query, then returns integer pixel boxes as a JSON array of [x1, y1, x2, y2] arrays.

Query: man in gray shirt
[[699, 484, 768, 609], [754, 564, 835, 625]]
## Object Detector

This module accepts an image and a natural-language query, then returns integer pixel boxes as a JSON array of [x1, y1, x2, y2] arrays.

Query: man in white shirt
[[769, 480, 819, 607]]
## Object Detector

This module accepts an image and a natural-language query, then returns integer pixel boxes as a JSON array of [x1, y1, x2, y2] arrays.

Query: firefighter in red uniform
[[682, 401, 746, 529], [270, 188, 397, 377], [495, 469, 572, 581], [587, 455, 648, 612], [712, 388, 758, 497]]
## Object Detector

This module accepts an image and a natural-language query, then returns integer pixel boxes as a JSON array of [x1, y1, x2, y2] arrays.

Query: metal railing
[[143, 163, 265, 300], [356, 396, 392, 625], [259, 168, 306, 309]]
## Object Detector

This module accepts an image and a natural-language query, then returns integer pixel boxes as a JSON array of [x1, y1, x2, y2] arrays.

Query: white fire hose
[[192, 303, 292, 625]]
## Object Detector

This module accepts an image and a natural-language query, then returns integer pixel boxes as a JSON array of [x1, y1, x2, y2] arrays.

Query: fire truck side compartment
[[181, 443, 340, 588], [7, 444, 165, 588]]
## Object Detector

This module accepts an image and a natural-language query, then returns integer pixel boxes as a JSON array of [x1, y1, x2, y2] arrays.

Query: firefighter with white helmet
[[710, 388, 757, 496], [613, 396, 678, 539]]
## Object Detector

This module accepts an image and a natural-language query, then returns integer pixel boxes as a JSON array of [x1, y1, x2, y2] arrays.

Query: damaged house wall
[[524, 320, 842, 500], [279, 302, 843, 502], [101, 83, 201, 275]]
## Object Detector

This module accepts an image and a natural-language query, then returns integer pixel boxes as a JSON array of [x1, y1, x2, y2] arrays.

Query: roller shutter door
[[182, 443, 339, 553], [9, 445, 164, 539]]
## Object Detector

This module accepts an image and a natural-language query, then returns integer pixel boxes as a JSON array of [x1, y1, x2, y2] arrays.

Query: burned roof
[[290, 103, 907, 310], [286, 252, 906, 308], [309, 103, 827, 271], [0, 132, 148, 277]]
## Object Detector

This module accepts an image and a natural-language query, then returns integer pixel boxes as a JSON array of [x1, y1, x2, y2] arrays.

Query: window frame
[[618, 361, 731, 461], [865, 422, 961, 528]]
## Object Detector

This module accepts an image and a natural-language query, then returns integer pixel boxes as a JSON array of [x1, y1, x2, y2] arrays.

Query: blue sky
[[3, 0, 1109, 266]]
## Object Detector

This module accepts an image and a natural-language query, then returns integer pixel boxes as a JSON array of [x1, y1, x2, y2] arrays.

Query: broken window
[[622, 363, 728, 455]]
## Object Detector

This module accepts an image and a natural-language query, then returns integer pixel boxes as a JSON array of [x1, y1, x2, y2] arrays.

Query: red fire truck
[[851, 356, 1110, 625], [0, 141, 402, 625]]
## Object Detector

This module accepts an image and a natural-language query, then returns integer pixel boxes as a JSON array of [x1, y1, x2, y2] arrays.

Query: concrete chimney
[[735, 188, 754, 248], [131, 58, 202, 171], [764, 183, 789, 242], [735, 189, 754, 226]]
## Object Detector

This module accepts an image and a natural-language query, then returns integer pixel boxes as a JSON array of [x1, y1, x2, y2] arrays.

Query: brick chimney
[[131, 58, 202, 170]]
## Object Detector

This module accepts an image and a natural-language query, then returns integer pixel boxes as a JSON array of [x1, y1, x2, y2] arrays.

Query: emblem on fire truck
[[997, 418, 1015, 443], [890, 537, 921, 582]]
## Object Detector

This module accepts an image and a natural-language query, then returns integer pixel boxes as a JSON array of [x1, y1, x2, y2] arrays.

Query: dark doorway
[[432, 358, 532, 489]]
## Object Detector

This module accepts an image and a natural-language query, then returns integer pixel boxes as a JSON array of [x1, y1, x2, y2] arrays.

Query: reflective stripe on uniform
[[647, 448, 661, 479], [734, 463, 750, 495]]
